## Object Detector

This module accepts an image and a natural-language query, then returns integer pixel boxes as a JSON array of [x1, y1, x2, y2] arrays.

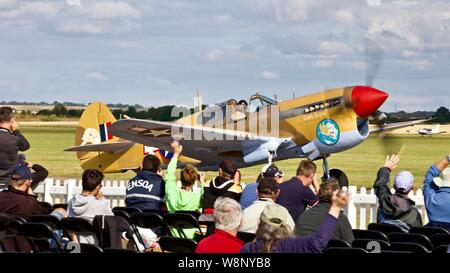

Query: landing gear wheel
[[328, 169, 349, 189]]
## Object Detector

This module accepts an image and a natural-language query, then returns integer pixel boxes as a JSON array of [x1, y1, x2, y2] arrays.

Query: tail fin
[[73, 102, 143, 173], [435, 124, 440, 132]]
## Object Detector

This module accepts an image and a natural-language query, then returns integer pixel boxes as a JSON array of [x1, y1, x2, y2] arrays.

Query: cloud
[[87, 72, 108, 81], [0, 0, 17, 9], [261, 70, 279, 80], [311, 59, 335, 68], [214, 13, 233, 23], [66, 0, 81, 6], [335, 9, 353, 24], [89, 1, 141, 19], [0, 1, 60, 20], [205, 49, 224, 61], [57, 21, 108, 34]]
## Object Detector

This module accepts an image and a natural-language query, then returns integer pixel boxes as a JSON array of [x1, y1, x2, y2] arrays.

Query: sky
[[0, 0, 449, 112]]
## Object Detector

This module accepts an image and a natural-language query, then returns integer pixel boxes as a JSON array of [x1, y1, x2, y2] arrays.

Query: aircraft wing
[[109, 118, 295, 165], [64, 141, 135, 152], [369, 119, 431, 134]]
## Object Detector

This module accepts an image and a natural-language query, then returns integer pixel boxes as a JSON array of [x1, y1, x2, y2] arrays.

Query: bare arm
[[435, 155, 450, 172]]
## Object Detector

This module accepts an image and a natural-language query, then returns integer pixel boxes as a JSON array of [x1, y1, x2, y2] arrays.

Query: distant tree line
[[383, 106, 450, 124], [32, 103, 207, 121]]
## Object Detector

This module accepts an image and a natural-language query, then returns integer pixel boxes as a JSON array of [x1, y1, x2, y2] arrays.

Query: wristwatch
[[446, 155, 450, 163]]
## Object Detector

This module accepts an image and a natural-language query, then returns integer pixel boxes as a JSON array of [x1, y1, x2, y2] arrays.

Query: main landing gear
[[321, 155, 349, 189]]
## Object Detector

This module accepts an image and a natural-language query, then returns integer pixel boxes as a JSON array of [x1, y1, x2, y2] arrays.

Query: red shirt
[[195, 229, 244, 253]]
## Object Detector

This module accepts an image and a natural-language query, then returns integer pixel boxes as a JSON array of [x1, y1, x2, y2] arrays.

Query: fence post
[[359, 187, 367, 229], [66, 179, 76, 204], [344, 186, 357, 228], [43, 178, 53, 204]]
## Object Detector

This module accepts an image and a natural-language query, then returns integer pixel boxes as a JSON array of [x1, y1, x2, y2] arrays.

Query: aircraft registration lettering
[[316, 119, 340, 146]]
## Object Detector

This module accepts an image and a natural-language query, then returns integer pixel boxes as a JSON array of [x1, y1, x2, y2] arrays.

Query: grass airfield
[[20, 125, 450, 189]]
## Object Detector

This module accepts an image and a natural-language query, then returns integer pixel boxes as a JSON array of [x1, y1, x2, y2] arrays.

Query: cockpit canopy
[[248, 93, 277, 113], [198, 92, 278, 126]]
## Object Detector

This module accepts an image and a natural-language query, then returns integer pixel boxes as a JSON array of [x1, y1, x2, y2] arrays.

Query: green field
[[20, 126, 450, 189]]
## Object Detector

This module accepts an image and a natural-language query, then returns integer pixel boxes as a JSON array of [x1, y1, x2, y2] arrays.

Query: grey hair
[[213, 197, 242, 231]]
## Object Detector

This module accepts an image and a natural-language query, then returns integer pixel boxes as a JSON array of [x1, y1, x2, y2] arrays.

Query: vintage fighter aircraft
[[65, 86, 428, 184]]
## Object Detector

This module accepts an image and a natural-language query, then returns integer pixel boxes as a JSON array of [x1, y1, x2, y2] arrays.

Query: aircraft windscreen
[[249, 94, 277, 113]]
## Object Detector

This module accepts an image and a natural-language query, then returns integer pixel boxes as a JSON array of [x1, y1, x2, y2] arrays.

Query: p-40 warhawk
[[65, 86, 427, 182]]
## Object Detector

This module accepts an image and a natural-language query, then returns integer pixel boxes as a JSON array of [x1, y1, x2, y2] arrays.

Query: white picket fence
[[34, 179, 429, 229]]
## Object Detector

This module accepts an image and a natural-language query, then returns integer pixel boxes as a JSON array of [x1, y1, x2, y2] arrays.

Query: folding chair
[[325, 239, 351, 249], [158, 236, 197, 253], [351, 239, 391, 252], [112, 207, 142, 217], [324, 247, 368, 254], [28, 215, 62, 230], [409, 226, 449, 239], [367, 223, 405, 235], [0, 214, 32, 253], [39, 201, 54, 214], [21, 222, 63, 253], [388, 232, 433, 251], [431, 234, 450, 248], [352, 229, 389, 242], [236, 231, 256, 243], [52, 203, 68, 210], [389, 242, 430, 253], [432, 245, 449, 253], [131, 212, 170, 236], [142, 209, 168, 217], [163, 213, 205, 241], [175, 210, 201, 219], [61, 217, 98, 245], [112, 210, 132, 223]]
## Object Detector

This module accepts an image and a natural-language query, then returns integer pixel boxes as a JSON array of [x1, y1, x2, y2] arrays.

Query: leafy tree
[[52, 103, 68, 116], [434, 106, 450, 124]]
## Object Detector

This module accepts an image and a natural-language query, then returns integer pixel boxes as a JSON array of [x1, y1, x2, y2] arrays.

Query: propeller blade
[[364, 36, 385, 87]]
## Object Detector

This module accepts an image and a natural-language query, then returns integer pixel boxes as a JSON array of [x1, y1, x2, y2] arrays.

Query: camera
[[18, 154, 27, 166]]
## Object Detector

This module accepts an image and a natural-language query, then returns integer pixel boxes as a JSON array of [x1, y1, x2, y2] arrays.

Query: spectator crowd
[[0, 106, 450, 254]]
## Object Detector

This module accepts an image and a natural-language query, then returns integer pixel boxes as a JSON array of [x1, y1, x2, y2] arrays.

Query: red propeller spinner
[[351, 86, 388, 118]]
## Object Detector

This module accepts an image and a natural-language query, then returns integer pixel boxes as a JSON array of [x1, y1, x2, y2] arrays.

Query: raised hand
[[171, 140, 183, 156], [331, 190, 350, 209], [384, 154, 400, 171]]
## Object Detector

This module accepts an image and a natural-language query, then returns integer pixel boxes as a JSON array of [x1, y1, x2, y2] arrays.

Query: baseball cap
[[433, 167, 450, 188], [257, 177, 279, 195], [261, 164, 284, 178], [260, 204, 288, 228], [11, 165, 33, 180], [394, 171, 414, 193], [219, 159, 237, 176]]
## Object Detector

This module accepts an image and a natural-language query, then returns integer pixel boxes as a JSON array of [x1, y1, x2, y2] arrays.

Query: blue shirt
[[125, 170, 165, 211], [423, 165, 450, 223], [239, 182, 258, 210], [276, 177, 319, 223]]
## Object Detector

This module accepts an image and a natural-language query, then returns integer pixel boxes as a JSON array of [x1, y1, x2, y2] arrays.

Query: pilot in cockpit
[[227, 99, 246, 122]]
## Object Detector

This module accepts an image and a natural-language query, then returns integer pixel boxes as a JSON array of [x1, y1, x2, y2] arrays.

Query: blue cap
[[394, 171, 414, 193], [11, 165, 33, 180]]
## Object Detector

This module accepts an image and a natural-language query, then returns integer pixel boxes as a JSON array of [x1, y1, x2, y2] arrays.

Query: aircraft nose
[[351, 86, 388, 118]]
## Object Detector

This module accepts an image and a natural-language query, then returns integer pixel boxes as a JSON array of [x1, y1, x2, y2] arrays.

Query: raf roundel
[[316, 119, 340, 146]]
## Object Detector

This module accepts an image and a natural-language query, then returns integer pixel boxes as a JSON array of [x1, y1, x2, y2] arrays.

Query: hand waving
[[384, 154, 400, 171]]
